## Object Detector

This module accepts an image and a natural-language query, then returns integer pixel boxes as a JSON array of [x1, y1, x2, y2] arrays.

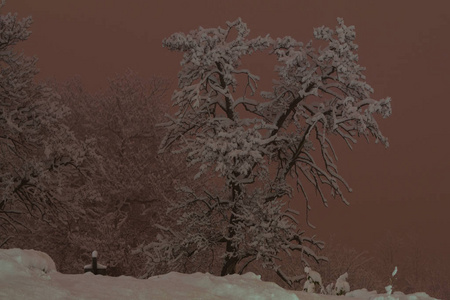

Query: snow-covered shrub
[[385, 266, 398, 296], [312, 239, 382, 293], [335, 272, 351, 295], [303, 268, 350, 296], [303, 266, 324, 293]]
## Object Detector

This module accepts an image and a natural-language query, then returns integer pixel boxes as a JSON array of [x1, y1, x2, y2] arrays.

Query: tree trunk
[[221, 218, 239, 276], [220, 182, 241, 276], [221, 254, 239, 276]]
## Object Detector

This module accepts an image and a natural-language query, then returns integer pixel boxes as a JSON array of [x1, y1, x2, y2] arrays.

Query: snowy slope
[[0, 249, 439, 300]]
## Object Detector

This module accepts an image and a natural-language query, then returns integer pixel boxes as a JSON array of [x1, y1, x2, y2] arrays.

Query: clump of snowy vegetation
[[302, 266, 350, 296], [335, 272, 351, 295], [303, 266, 325, 293], [385, 266, 398, 296]]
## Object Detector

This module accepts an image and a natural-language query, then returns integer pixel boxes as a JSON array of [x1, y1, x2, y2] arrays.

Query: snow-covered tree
[[0, 3, 98, 246], [140, 18, 391, 286]]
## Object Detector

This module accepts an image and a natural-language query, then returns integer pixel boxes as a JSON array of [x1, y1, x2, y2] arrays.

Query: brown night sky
[[6, 0, 450, 272]]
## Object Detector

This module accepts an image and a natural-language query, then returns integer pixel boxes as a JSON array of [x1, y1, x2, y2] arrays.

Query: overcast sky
[[6, 0, 450, 267]]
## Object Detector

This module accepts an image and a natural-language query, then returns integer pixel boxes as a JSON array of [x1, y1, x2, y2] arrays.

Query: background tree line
[[0, 5, 191, 275]]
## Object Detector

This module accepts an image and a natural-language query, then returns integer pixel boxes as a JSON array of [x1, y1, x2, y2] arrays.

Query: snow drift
[[0, 249, 439, 300]]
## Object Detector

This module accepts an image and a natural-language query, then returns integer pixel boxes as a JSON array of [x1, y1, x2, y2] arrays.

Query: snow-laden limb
[[143, 18, 391, 287]]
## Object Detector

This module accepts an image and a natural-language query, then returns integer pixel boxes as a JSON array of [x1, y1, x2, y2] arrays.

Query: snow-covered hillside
[[0, 249, 439, 300]]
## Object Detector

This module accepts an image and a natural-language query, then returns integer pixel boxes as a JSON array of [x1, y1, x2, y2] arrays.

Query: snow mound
[[0, 248, 301, 300], [0, 248, 56, 276], [0, 249, 440, 300], [346, 288, 439, 300], [148, 272, 299, 299]]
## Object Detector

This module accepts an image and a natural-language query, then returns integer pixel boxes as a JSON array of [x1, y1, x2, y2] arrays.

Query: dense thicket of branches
[[0, 4, 192, 275], [139, 18, 391, 286], [8, 72, 193, 276], [48, 72, 191, 275], [0, 2, 98, 247]]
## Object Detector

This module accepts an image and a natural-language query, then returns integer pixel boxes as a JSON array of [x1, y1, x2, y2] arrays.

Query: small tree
[[140, 18, 391, 286], [0, 2, 98, 246]]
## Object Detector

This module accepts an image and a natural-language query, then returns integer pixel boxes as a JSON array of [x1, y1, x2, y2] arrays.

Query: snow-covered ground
[[0, 249, 439, 300]]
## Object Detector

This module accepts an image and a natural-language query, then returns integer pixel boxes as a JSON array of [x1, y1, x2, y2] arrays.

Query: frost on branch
[[141, 18, 391, 287]]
